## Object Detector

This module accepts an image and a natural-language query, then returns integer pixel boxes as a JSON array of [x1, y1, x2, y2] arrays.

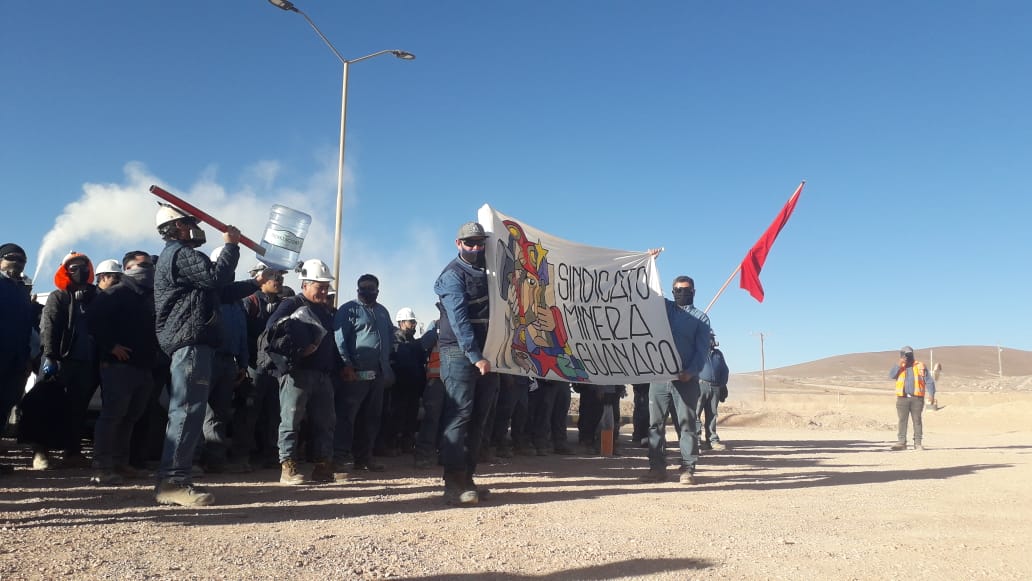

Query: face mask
[[358, 288, 379, 303], [460, 249, 485, 268], [402, 328, 416, 339], [185, 225, 206, 248], [67, 265, 89, 286], [672, 287, 694, 307], [124, 266, 155, 289], [903, 353, 915, 366]]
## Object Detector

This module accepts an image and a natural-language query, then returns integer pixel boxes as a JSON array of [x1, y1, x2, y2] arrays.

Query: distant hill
[[760, 346, 1032, 380]]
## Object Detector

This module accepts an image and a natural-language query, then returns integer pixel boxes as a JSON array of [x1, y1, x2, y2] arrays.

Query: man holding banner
[[640, 276, 712, 485], [433, 221, 500, 505]]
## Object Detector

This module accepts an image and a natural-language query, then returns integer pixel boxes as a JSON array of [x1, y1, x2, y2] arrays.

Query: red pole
[[149, 185, 266, 256]]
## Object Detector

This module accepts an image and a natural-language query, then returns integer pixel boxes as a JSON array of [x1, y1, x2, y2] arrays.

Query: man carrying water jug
[[153, 204, 269, 507]]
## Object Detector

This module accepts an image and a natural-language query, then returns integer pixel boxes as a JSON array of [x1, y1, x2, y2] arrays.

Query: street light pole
[[267, 0, 415, 304]]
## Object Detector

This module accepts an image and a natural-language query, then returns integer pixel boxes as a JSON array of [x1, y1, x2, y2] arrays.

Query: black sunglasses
[[2, 254, 26, 263], [461, 238, 487, 248]]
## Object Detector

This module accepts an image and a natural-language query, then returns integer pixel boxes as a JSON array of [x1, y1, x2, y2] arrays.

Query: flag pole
[[704, 264, 741, 314]]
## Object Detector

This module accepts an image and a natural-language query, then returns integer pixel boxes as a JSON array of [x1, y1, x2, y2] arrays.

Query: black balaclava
[[124, 263, 155, 290], [67, 261, 90, 286], [672, 286, 695, 307]]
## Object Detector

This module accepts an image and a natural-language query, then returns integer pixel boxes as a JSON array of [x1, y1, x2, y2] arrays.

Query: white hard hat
[[298, 258, 334, 282], [95, 259, 122, 275], [396, 307, 417, 322], [210, 245, 226, 262], [155, 203, 193, 228]]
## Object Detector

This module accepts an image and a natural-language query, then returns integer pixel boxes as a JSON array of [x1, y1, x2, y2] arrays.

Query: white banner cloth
[[478, 204, 681, 384]]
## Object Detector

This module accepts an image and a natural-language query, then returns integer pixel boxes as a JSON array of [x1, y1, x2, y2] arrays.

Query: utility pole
[[998, 344, 1003, 377], [751, 331, 767, 402]]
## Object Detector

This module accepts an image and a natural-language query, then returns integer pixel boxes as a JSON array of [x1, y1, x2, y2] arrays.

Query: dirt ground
[[1, 379, 1030, 580]]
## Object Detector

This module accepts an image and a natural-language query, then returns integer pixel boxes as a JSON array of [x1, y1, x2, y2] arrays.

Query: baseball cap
[[456, 222, 486, 240]]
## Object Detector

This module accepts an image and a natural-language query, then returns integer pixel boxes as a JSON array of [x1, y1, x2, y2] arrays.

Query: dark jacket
[[0, 274, 33, 370], [434, 257, 489, 364], [390, 327, 436, 392], [154, 241, 257, 354], [266, 295, 339, 373], [243, 291, 282, 368], [40, 287, 97, 362], [699, 347, 729, 386], [87, 276, 160, 369]]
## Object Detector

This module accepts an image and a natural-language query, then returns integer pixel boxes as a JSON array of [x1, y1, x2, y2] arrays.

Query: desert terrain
[[1, 345, 1030, 580]]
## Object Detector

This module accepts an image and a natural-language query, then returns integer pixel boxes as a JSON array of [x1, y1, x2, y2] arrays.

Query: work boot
[[710, 441, 727, 451], [496, 446, 514, 459], [638, 468, 667, 483], [443, 471, 478, 505], [279, 459, 305, 485], [553, 445, 576, 456], [331, 463, 353, 483], [90, 470, 124, 486], [914, 443, 925, 451], [310, 461, 334, 483], [354, 460, 385, 472], [890, 442, 907, 451], [699, 440, 713, 451], [32, 449, 51, 470], [466, 473, 491, 501], [155, 480, 215, 507], [678, 470, 697, 485], [413, 455, 434, 469]]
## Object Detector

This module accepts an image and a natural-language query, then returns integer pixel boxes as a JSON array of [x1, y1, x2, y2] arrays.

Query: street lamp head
[[391, 50, 416, 60], [267, 0, 299, 12]]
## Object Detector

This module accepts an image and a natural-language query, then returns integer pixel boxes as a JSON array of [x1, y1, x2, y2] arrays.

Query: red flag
[[739, 181, 804, 302]]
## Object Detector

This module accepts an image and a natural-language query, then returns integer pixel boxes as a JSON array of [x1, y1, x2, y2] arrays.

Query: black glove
[[718, 384, 728, 403]]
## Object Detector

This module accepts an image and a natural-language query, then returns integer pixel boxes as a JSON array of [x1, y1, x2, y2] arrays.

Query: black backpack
[[255, 318, 291, 379]]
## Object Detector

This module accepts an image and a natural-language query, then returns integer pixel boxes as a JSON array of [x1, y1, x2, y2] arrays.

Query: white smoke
[[29, 160, 454, 328], [31, 161, 330, 288]]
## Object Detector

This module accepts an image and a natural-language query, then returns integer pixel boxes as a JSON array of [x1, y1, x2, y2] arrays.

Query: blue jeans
[[648, 379, 700, 471], [333, 375, 385, 465], [438, 346, 499, 474], [278, 369, 335, 462], [414, 378, 445, 461], [158, 345, 214, 483], [202, 354, 238, 467], [696, 379, 721, 443], [93, 363, 154, 470]]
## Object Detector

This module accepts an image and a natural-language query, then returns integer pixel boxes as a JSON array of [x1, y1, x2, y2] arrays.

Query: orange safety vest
[[895, 362, 927, 397], [426, 345, 441, 380]]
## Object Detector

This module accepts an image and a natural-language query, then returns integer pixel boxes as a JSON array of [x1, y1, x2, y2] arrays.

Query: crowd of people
[[0, 209, 732, 508]]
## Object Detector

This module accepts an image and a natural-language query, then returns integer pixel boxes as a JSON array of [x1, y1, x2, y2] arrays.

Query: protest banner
[[478, 204, 681, 384]]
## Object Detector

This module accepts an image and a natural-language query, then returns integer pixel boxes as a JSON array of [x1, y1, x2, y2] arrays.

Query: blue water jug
[[259, 204, 312, 271]]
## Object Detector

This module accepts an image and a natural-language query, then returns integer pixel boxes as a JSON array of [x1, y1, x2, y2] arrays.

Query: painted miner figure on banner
[[480, 205, 681, 385], [496, 219, 588, 381]]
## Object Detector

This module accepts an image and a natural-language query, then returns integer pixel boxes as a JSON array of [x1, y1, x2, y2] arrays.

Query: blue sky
[[2, 1, 1029, 371]]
